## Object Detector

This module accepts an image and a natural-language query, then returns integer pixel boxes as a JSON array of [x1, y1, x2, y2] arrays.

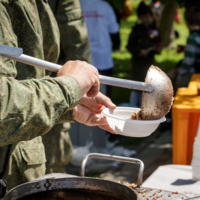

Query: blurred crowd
[[79, 0, 200, 131], [78, 0, 200, 106]]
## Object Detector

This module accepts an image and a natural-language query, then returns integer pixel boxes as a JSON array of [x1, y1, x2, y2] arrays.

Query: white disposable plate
[[102, 107, 166, 137]]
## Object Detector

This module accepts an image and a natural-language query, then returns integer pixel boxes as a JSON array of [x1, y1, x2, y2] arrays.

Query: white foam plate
[[102, 107, 166, 137]]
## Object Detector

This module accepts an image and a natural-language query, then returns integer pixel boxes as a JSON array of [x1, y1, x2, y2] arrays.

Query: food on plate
[[129, 111, 142, 120]]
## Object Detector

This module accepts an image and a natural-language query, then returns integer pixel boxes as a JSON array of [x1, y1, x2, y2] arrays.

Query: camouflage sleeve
[[49, 0, 91, 63], [0, 3, 81, 147], [0, 75, 81, 147]]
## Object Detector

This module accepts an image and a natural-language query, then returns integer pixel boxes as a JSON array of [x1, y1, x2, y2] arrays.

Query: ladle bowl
[[141, 66, 174, 120]]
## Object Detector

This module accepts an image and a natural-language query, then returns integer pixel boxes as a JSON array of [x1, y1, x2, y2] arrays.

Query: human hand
[[73, 92, 116, 133], [57, 61, 99, 97], [140, 49, 148, 57]]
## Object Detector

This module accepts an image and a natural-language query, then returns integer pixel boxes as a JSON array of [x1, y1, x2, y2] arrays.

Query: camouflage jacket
[[0, 0, 81, 191]]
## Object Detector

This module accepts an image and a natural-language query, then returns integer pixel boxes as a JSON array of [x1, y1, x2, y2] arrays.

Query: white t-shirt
[[80, 0, 119, 71]]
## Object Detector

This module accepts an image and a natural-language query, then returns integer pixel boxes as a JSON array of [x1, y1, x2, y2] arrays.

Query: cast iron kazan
[[1, 153, 188, 200]]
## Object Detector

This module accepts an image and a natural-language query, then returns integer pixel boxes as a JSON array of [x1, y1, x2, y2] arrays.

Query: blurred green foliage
[[112, 0, 188, 105]]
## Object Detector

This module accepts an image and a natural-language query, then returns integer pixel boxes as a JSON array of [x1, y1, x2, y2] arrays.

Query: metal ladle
[[0, 45, 174, 120], [141, 65, 174, 120]]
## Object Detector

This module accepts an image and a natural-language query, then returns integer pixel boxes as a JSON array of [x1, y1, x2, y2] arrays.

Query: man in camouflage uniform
[[42, 0, 91, 174], [0, 0, 115, 191]]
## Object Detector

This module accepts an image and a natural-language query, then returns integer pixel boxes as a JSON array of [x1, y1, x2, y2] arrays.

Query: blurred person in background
[[176, 6, 200, 89], [42, 0, 91, 174], [127, 1, 161, 107], [80, 0, 119, 99]]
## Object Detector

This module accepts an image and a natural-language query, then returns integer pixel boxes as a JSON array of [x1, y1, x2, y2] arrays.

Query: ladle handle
[[80, 153, 144, 187], [1, 53, 153, 92]]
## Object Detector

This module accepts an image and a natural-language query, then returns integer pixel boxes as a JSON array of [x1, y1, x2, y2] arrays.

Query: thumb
[[86, 113, 108, 126]]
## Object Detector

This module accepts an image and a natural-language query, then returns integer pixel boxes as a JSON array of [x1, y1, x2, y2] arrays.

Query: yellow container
[[172, 74, 200, 165]]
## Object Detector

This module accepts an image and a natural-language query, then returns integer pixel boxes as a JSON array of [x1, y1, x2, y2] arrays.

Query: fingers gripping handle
[[80, 153, 144, 187]]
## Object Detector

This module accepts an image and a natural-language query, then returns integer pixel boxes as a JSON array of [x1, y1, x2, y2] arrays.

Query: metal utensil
[[0, 45, 152, 92], [80, 153, 144, 187], [0, 45, 174, 120], [0, 45, 22, 57], [141, 66, 174, 120]]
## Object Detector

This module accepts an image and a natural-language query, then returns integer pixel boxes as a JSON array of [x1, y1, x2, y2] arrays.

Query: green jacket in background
[[48, 0, 91, 64], [42, 0, 91, 174], [0, 0, 81, 191]]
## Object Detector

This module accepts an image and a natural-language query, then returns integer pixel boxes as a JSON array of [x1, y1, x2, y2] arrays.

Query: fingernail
[[110, 103, 116, 107]]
